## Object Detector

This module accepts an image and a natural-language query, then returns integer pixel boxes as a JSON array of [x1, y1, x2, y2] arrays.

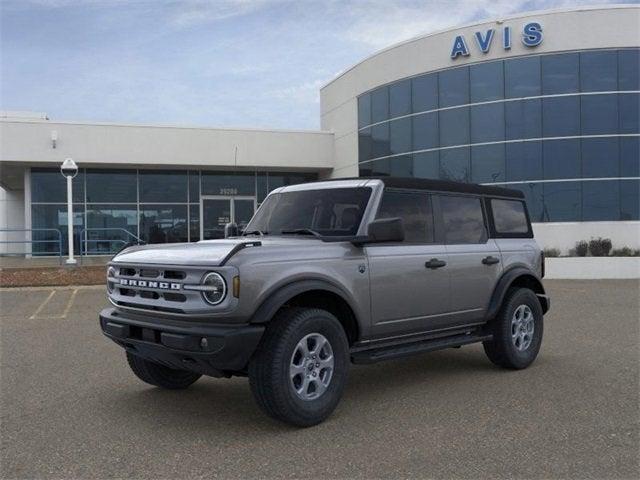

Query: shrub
[[574, 240, 589, 257], [543, 247, 561, 257], [589, 237, 612, 257], [610, 247, 640, 257]]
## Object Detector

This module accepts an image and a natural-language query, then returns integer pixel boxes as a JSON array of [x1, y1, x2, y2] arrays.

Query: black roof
[[325, 177, 524, 199]]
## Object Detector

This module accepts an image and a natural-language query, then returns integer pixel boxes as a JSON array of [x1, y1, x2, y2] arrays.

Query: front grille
[[110, 265, 204, 314]]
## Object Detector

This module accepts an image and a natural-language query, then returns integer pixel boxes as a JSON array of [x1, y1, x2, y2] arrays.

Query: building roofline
[[320, 4, 638, 91], [0, 117, 333, 136]]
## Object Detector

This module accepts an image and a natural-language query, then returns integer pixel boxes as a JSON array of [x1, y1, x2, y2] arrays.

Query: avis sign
[[450, 22, 543, 59]]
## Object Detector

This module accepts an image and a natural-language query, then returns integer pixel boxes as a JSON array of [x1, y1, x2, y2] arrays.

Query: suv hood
[[112, 237, 325, 266]]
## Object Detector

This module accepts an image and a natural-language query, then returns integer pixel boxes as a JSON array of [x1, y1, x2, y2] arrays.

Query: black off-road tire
[[248, 307, 350, 427], [126, 352, 202, 389], [483, 287, 544, 369]]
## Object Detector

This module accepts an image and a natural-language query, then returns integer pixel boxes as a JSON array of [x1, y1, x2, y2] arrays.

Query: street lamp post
[[60, 158, 78, 265]]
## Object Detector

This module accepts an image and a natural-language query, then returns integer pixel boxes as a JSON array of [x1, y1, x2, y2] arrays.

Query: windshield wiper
[[242, 230, 267, 236], [281, 228, 323, 238]]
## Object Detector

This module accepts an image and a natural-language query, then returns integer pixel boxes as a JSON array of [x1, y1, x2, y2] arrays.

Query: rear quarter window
[[490, 199, 531, 236]]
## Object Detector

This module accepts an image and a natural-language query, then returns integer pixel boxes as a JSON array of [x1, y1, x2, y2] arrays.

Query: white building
[[1, 5, 638, 257]]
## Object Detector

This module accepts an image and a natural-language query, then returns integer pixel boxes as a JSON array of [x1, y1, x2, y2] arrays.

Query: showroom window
[[355, 49, 639, 223], [30, 168, 317, 255]]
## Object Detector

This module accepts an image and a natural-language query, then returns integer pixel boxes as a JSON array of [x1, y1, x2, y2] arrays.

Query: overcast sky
[[1, 0, 635, 129]]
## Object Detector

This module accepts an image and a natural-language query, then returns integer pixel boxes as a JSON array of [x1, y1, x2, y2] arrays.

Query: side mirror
[[224, 222, 238, 238], [363, 217, 404, 244]]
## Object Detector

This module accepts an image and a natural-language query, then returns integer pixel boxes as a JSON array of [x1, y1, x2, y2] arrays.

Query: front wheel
[[483, 287, 544, 369], [248, 307, 349, 427]]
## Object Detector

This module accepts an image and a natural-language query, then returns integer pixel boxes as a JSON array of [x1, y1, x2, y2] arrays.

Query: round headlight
[[201, 272, 227, 305], [107, 266, 116, 293]]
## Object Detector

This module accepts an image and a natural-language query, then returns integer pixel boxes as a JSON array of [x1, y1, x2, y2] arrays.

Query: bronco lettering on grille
[[119, 279, 181, 290]]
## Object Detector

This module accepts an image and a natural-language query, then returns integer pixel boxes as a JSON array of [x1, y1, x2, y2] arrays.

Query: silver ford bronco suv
[[100, 178, 550, 426]]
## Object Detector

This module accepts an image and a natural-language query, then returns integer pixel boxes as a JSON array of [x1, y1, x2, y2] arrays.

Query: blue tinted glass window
[[257, 173, 268, 203], [619, 93, 640, 134], [412, 112, 439, 151], [359, 128, 372, 162], [371, 123, 390, 158], [582, 138, 619, 178], [369, 159, 391, 176], [189, 205, 199, 242], [201, 172, 255, 196], [471, 144, 505, 183], [440, 147, 470, 182], [389, 155, 413, 176], [413, 151, 439, 179], [31, 168, 85, 203], [541, 53, 579, 94], [470, 61, 504, 102], [86, 169, 136, 203], [389, 117, 412, 155], [543, 181, 581, 222], [390, 79, 411, 117], [620, 179, 640, 220], [31, 204, 84, 255], [358, 94, 371, 128], [371, 87, 389, 123], [505, 99, 542, 140], [359, 163, 373, 177], [580, 51, 617, 92], [470, 103, 504, 143], [189, 171, 199, 203], [581, 94, 618, 135], [621, 137, 640, 177], [439, 67, 469, 108], [543, 139, 580, 180], [140, 170, 188, 203], [510, 183, 543, 222], [139, 205, 188, 243], [506, 142, 543, 182], [583, 181, 620, 221], [439, 108, 469, 147], [542, 96, 580, 137], [505, 56, 541, 98], [412, 74, 438, 112], [619, 49, 640, 91], [86, 205, 138, 254]]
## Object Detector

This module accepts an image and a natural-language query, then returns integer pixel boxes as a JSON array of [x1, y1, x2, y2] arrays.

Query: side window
[[491, 199, 531, 235], [376, 190, 434, 243], [440, 195, 487, 244]]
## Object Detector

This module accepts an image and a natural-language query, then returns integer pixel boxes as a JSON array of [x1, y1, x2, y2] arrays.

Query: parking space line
[[60, 289, 78, 319], [29, 290, 56, 319]]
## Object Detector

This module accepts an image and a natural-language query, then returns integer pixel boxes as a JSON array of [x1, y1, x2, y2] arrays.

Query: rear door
[[436, 194, 502, 326], [366, 189, 451, 339]]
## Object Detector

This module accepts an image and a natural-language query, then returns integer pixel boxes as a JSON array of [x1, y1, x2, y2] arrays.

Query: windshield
[[244, 187, 372, 237]]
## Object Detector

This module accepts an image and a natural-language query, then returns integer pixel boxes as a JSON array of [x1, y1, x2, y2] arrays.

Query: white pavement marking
[[60, 289, 79, 319], [29, 290, 56, 319]]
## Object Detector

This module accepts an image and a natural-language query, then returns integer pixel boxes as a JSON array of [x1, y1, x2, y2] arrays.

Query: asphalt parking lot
[[1, 280, 638, 479]]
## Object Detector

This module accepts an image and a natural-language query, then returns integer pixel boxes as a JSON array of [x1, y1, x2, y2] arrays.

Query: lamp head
[[60, 158, 78, 178]]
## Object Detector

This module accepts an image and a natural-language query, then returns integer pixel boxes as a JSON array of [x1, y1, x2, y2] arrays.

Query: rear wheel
[[126, 352, 202, 389], [248, 307, 349, 427], [483, 287, 543, 369]]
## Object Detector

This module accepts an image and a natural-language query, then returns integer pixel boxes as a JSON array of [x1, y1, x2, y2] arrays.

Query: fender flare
[[485, 267, 549, 320], [248, 279, 361, 326]]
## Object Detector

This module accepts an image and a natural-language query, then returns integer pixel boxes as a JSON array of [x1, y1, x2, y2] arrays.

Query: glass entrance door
[[200, 196, 256, 240]]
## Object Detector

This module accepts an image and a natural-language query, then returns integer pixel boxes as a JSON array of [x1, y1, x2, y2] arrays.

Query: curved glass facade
[[357, 48, 640, 222]]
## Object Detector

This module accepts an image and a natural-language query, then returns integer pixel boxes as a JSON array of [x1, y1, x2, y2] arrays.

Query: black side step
[[351, 333, 492, 364]]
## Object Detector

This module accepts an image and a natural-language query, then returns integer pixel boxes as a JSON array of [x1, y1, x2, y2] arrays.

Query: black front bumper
[[99, 307, 264, 377]]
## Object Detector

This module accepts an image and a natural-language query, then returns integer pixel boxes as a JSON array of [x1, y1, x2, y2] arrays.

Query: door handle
[[482, 256, 500, 265], [425, 258, 447, 269]]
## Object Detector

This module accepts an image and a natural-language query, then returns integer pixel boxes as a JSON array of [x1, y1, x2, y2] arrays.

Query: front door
[[200, 196, 256, 240]]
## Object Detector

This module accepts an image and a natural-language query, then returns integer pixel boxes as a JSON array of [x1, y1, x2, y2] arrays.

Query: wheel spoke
[[290, 363, 306, 378]]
